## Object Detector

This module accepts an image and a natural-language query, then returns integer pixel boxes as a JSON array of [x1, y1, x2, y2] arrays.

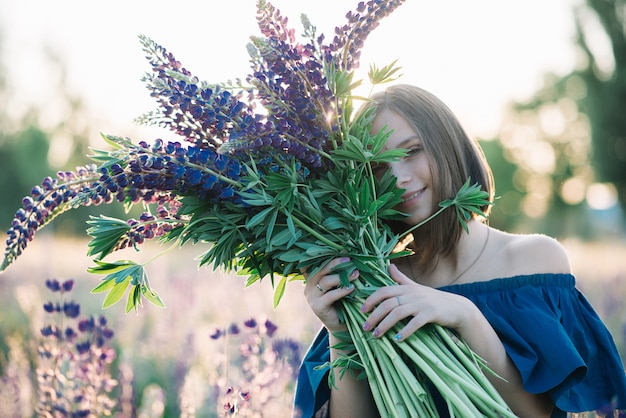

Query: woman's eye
[[406, 146, 423, 157]]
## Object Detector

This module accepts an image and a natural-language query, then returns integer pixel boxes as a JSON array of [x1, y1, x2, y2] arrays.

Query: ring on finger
[[316, 283, 325, 292], [396, 295, 402, 306]]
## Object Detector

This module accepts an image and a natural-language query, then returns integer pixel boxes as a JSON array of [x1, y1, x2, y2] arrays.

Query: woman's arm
[[326, 332, 379, 418]]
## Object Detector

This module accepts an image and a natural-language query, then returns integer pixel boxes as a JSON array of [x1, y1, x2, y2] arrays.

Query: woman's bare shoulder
[[490, 229, 572, 276]]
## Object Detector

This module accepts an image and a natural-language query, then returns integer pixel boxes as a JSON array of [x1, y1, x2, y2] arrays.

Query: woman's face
[[372, 109, 434, 225]]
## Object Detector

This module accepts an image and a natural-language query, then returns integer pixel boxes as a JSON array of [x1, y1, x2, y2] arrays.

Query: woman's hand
[[303, 257, 358, 333], [360, 264, 476, 341]]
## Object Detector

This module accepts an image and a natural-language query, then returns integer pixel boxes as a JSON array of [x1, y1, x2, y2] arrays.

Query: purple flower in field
[[210, 328, 224, 340], [78, 317, 95, 333], [40, 325, 56, 338], [228, 323, 240, 335], [272, 338, 303, 376], [62, 280, 74, 292], [264, 319, 278, 337], [244, 318, 257, 328], [63, 302, 81, 318], [76, 341, 91, 355], [45, 279, 61, 292], [65, 327, 78, 342]]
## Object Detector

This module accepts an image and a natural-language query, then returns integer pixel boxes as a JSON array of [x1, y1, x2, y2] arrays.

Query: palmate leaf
[[368, 59, 402, 85], [88, 260, 164, 312], [86, 215, 132, 260], [439, 178, 491, 233]]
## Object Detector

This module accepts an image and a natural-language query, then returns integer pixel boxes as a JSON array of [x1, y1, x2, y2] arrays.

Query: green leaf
[[368, 59, 402, 85], [86, 215, 132, 260], [126, 285, 140, 313], [87, 259, 137, 275], [102, 277, 130, 308], [246, 206, 275, 229], [273, 275, 287, 308], [142, 286, 166, 308], [91, 278, 117, 294]]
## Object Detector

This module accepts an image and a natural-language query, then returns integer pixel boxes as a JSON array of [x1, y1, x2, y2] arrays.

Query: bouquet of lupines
[[1, 1, 516, 416]]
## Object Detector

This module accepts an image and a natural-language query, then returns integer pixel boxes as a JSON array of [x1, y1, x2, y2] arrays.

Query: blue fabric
[[292, 273, 626, 417]]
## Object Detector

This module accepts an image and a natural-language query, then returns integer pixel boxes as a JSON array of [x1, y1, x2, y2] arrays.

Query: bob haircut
[[362, 84, 495, 271]]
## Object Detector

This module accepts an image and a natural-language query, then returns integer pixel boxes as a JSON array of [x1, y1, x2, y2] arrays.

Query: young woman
[[293, 84, 626, 417]]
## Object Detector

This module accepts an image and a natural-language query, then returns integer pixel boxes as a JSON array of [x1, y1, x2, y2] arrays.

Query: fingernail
[[339, 257, 350, 263], [360, 304, 367, 313], [349, 270, 359, 278], [393, 333, 402, 342], [362, 322, 370, 331], [373, 328, 380, 337], [346, 284, 354, 290]]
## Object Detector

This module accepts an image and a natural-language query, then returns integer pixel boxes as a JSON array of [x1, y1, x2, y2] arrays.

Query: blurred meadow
[[1, 0, 626, 416], [0, 234, 321, 417]]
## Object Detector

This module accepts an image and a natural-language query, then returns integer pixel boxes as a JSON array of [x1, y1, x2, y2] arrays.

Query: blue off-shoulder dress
[[292, 274, 626, 418]]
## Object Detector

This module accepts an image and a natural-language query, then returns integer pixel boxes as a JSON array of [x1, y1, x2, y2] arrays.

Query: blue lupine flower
[[63, 302, 81, 319]]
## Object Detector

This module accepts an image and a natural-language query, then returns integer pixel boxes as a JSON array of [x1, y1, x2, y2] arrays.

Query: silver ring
[[396, 295, 402, 306], [316, 283, 325, 292]]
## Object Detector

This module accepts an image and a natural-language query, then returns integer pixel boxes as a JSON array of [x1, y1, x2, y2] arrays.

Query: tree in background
[[0, 42, 129, 236], [575, 0, 626, 211], [492, 0, 626, 238]]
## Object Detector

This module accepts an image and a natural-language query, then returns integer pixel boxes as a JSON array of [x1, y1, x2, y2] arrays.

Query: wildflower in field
[[36, 278, 118, 417], [208, 318, 303, 417]]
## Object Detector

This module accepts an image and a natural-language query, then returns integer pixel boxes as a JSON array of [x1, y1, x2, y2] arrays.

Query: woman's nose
[[390, 163, 411, 187]]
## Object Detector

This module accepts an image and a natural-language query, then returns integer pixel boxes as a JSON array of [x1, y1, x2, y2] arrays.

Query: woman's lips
[[398, 188, 426, 209]]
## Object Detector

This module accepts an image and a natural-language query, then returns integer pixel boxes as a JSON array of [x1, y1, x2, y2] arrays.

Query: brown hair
[[364, 84, 495, 271]]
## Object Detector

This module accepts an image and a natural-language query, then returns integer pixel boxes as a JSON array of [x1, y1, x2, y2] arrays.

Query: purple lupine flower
[[228, 323, 240, 335], [2, 166, 103, 271], [78, 317, 95, 333], [210, 328, 224, 340], [65, 327, 78, 341], [243, 318, 257, 328], [264, 319, 278, 337], [63, 302, 81, 319], [324, 0, 406, 71], [76, 341, 91, 355], [41, 325, 56, 337], [61, 280, 74, 292], [45, 279, 61, 292], [272, 338, 303, 376]]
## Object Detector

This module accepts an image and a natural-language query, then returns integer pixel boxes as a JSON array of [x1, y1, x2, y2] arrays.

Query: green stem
[[399, 205, 447, 239], [288, 213, 344, 251]]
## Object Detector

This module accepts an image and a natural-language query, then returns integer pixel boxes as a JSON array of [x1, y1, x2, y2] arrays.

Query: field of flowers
[[0, 233, 624, 417]]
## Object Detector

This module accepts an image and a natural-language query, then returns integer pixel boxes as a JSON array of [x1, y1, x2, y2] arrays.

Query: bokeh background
[[0, 0, 624, 416]]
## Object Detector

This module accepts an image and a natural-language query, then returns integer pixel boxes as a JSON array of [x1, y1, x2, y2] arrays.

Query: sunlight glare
[[586, 182, 618, 210], [560, 177, 586, 205]]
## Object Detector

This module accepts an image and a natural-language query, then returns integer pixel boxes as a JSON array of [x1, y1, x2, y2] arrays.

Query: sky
[[0, 0, 579, 141]]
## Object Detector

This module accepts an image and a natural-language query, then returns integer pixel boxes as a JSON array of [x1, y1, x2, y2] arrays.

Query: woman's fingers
[[302, 257, 358, 333], [389, 263, 412, 285], [362, 291, 410, 336], [360, 264, 433, 340], [304, 257, 353, 295]]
